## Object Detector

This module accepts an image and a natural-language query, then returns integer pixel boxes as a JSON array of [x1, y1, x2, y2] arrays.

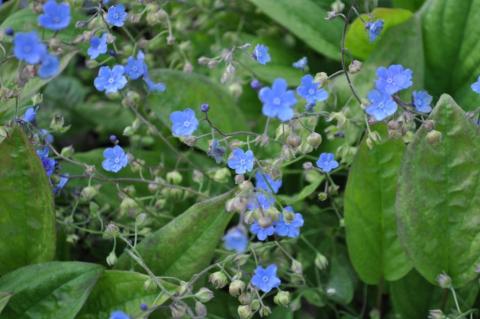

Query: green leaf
[[393, 0, 426, 11], [0, 262, 103, 318], [325, 251, 355, 304], [0, 0, 20, 22], [116, 191, 234, 280], [78, 270, 170, 319], [396, 94, 480, 287], [345, 8, 413, 60], [344, 125, 411, 284], [0, 292, 12, 315], [247, 0, 343, 60], [145, 69, 248, 151], [0, 127, 56, 275], [278, 170, 324, 205]]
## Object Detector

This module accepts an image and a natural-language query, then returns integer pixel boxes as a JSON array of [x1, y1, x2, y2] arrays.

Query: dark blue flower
[[250, 220, 275, 241], [471, 76, 480, 94], [37, 147, 56, 177], [22, 107, 36, 123], [412, 90, 432, 113], [5, 27, 14, 37], [375, 64, 413, 95], [94, 65, 127, 94], [296, 74, 329, 105], [38, 0, 71, 31], [227, 148, 255, 174], [255, 172, 281, 193], [259, 78, 297, 121], [110, 311, 130, 319], [292, 56, 308, 70], [169, 108, 199, 137], [316, 152, 339, 173], [87, 33, 108, 60], [223, 227, 248, 253], [251, 264, 281, 293], [208, 139, 225, 163], [366, 19, 384, 42], [13, 32, 47, 64], [366, 89, 398, 121], [253, 44, 271, 65], [250, 79, 262, 90], [102, 145, 128, 173], [106, 4, 128, 27], [200, 103, 209, 113], [53, 174, 69, 194], [125, 52, 146, 80], [275, 207, 304, 238], [38, 53, 60, 79]]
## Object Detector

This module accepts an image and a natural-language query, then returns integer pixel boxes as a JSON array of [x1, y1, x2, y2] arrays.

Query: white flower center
[[240, 159, 246, 165], [183, 120, 191, 127], [108, 77, 115, 84], [273, 97, 281, 105], [262, 276, 269, 282], [308, 88, 315, 95], [386, 78, 393, 84], [114, 158, 120, 163]]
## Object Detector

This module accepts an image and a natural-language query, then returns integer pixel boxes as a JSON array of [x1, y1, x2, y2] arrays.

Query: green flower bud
[[106, 251, 117, 266], [274, 291, 291, 306], [250, 299, 261, 311], [306, 132, 322, 149], [314, 72, 328, 86], [291, 259, 303, 275], [229, 280, 246, 297], [286, 134, 301, 148], [60, 145, 74, 157], [437, 272, 451, 288], [195, 287, 214, 303], [426, 130, 442, 144], [80, 185, 98, 201], [120, 197, 138, 216], [314, 253, 328, 270], [259, 306, 271, 317], [209, 271, 228, 289], [237, 305, 252, 319], [123, 126, 135, 137], [195, 301, 207, 317], [348, 59, 362, 74], [318, 192, 328, 201], [213, 168, 231, 183], [176, 281, 190, 296], [170, 303, 186, 319], [121, 91, 141, 108], [104, 223, 119, 238], [166, 171, 183, 184], [238, 292, 252, 305]]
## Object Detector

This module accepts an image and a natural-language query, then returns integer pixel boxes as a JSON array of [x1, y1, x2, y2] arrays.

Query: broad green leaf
[[325, 251, 356, 304], [344, 125, 411, 284], [396, 94, 480, 287], [345, 8, 413, 60], [0, 0, 20, 22], [393, 0, 426, 11], [145, 69, 248, 151], [78, 270, 170, 319], [247, 0, 343, 60], [0, 292, 12, 315], [0, 262, 103, 318], [0, 127, 56, 275], [116, 191, 234, 280]]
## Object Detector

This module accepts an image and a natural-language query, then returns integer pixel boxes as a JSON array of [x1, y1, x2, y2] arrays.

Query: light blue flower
[[88, 33, 108, 59], [471, 76, 480, 94], [38, 0, 71, 31], [250, 220, 275, 241], [296, 74, 328, 105], [109, 311, 130, 319], [169, 108, 199, 137], [247, 192, 275, 211], [125, 51, 146, 80], [13, 32, 47, 64], [375, 64, 413, 95], [251, 264, 281, 293], [255, 172, 281, 193], [316, 152, 339, 173], [412, 90, 432, 113], [223, 227, 248, 253], [54, 174, 69, 194], [227, 148, 255, 175], [366, 89, 398, 121], [292, 56, 308, 70], [366, 19, 384, 42], [275, 207, 304, 238], [106, 4, 128, 27], [208, 139, 225, 163], [22, 107, 36, 123], [94, 65, 127, 94], [253, 44, 271, 65], [102, 145, 128, 173], [37, 147, 56, 177], [38, 53, 60, 78], [259, 78, 297, 121]]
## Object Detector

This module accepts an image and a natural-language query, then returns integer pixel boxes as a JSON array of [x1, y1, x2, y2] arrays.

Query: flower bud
[[120, 197, 138, 216], [314, 253, 329, 270], [61, 145, 74, 157], [423, 119, 435, 131], [234, 174, 245, 185], [209, 271, 228, 289], [166, 171, 183, 184], [237, 305, 252, 319], [426, 130, 442, 145], [428, 309, 445, 319], [195, 287, 214, 303], [314, 72, 328, 86], [195, 301, 207, 317], [213, 168, 231, 183], [106, 251, 117, 266], [238, 292, 252, 305], [104, 223, 120, 238], [437, 273, 451, 288], [274, 291, 291, 306], [318, 192, 328, 201], [229, 280, 246, 297], [250, 300, 261, 311], [287, 134, 301, 148], [259, 306, 271, 317], [170, 303, 186, 319], [291, 259, 303, 274], [81, 185, 98, 201], [348, 59, 362, 74], [306, 132, 322, 148]]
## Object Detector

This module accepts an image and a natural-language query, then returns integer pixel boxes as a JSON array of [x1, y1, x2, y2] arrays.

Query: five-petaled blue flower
[[251, 264, 281, 293], [316, 152, 339, 173], [293, 56, 308, 70], [259, 78, 297, 121], [110, 311, 130, 319], [366, 19, 384, 42], [88, 33, 108, 60], [106, 4, 128, 27], [37, 147, 56, 177], [38, 0, 71, 31], [250, 220, 275, 241], [13, 32, 47, 64], [375, 64, 413, 95], [366, 89, 398, 121], [208, 139, 225, 163], [256, 172, 282, 193], [223, 227, 248, 253], [275, 207, 304, 238], [247, 192, 275, 211], [54, 174, 69, 194], [102, 145, 128, 173], [227, 148, 255, 175], [94, 65, 128, 94], [253, 44, 271, 65], [412, 90, 432, 113], [22, 107, 36, 123], [296, 74, 329, 106], [125, 52, 146, 80], [169, 108, 199, 137], [38, 53, 60, 79], [471, 76, 480, 94]]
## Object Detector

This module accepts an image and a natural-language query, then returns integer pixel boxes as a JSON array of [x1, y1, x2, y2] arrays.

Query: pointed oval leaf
[[0, 262, 103, 318], [0, 127, 56, 275], [344, 125, 411, 284], [396, 94, 480, 287], [116, 191, 234, 280]]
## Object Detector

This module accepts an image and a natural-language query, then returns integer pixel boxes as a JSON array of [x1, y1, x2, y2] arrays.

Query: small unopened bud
[[106, 251, 117, 266], [237, 305, 252, 319], [314, 253, 329, 270], [170, 303, 187, 319], [303, 161, 314, 170], [426, 130, 442, 144], [81, 185, 98, 201], [291, 259, 303, 275], [234, 174, 245, 185], [183, 136, 197, 147], [318, 192, 328, 201], [120, 197, 138, 215], [428, 309, 445, 319], [348, 59, 362, 74], [195, 287, 214, 303], [195, 301, 207, 317], [437, 272, 451, 288], [306, 132, 322, 148], [213, 168, 231, 183], [287, 134, 301, 148], [423, 119, 435, 131], [104, 223, 119, 237], [239, 180, 254, 192], [61, 145, 74, 157], [167, 35, 176, 45], [209, 271, 228, 289], [314, 72, 329, 86], [229, 280, 246, 297], [166, 171, 183, 184], [250, 300, 261, 311], [238, 292, 252, 305], [259, 306, 271, 317], [198, 56, 211, 65], [331, 0, 345, 13]]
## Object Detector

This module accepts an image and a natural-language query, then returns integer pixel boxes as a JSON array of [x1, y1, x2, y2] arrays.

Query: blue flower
[[38, 0, 71, 31], [256, 172, 281, 193], [275, 207, 304, 238], [296, 74, 329, 105], [38, 53, 60, 79], [259, 78, 297, 121], [208, 139, 225, 163], [94, 65, 127, 94], [37, 147, 56, 177], [250, 220, 275, 241], [169, 108, 199, 137], [88, 33, 108, 59], [22, 107, 36, 123], [292, 56, 308, 70], [110, 311, 130, 319], [253, 44, 271, 65], [143, 76, 166, 92], [13, 32, 47, 64], [125, 52, 146, 80], [247, 192, 275, 211], [316, 152, 339, 173], [366, 89, 398, 121], [54, 174, 69, 194], [366, 19, 384, 42], [223, 227, 248, 253], [251, 264, 281, 293], [412, 90, 432, 113], [375, 64, 413, 95], [102, 145, 128, 173], [227, 148, 255, 175], [39, 129, 54, 144], [471, 76, 480, 94], [106, 4, 128, 27]]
